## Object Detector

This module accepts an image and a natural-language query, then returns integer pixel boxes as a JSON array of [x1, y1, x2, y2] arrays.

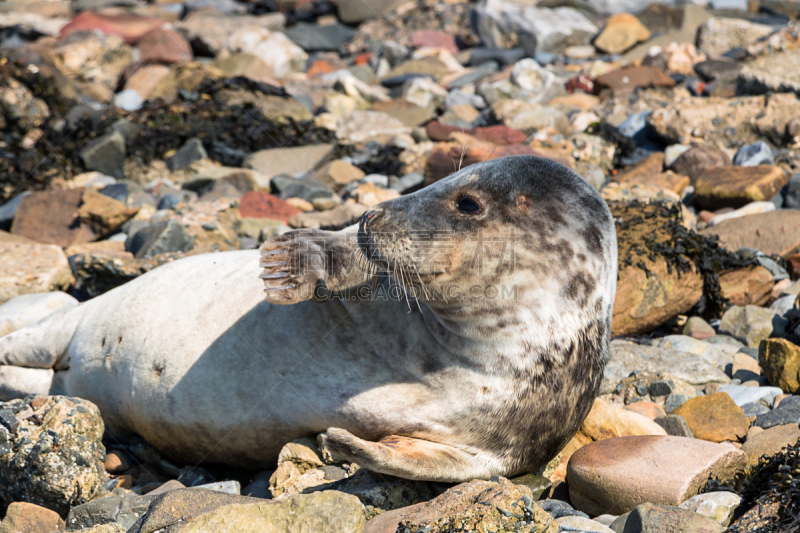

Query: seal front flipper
[[260, 226, 375, 305], [318, 428, 500, 482]]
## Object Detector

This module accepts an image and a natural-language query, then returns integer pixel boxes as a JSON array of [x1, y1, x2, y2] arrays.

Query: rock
[[671, 392, 750, 443], [0, 192, 29, 231], [623, 502, 724, 533], [602, 341, 730, 395], [243, 144, 333, 180], [741, 423, 800, 467], [131, 489, 365, 533], [396, 477, 558, 533], [178, 11, 285, 57], [0, 242, 73, 305], [786, 173, 800, 210], [284, 22, 356, 52], [593, 66, 675, 95], [166, 138, 207, 171], [471, 2, 597, 56], [78, 188, 139, 239], [718, 265, 774, 307], [371, 100, 434, 128], [66, 492, 158, 531], [558, 515, 615, 532], [0, 292, 78, 337], [11, 189, 95, 248], [623, 402, 666, 421], [137, 28, 192, 64], [411, 30, 458, 54], [696, 17, 774, 56], [104, 450, 133, 474], [683, 316, 716, 340], [665, 394, 690, 414], [238, 191, 302, 223], [337, 0, 400, 24], [699, 210, 800, 257], [739, 49, 800, 96], [733, 142, 774, 167], [0, 502, 65, 533], [693, 166, 787, 210], [271, 174, 335, 202], [581, 399, 668, 441], [708, 202, 776, 227], [212, 54, 278, 85], [336, 469, 433, 512], [754, 395, 800, 429], [126, 220, 194, 259], [654, 414, 694, 438], [336, 111, 412, 144], [718, 305, 786, 347], [668, 145, 731, 184], [227, 28, 307, 79], [718, 384, 782, 408], [759, 338, 800, 393], [80, 131, 127, 181], [0, 396, 105, 516], [594, 14, 651, 55], [679, 492, 741, 526], [567, 436, 747, 516], [0, 79, 50, 131], [54, 31, 132, 101], [732, 352, 761, 382], [288, 203, 368, 229]]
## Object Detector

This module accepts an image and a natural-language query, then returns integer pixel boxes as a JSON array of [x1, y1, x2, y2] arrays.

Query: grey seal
[[0, 156, 616, 481]]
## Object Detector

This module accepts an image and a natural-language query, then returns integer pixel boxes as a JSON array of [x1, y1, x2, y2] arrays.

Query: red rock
[[593, 66, 676, 94], [425, 121, 528, 145], [10, 189, 95, 248], [306, 59, 338, 77], [411, 30, 458, 54], [566, 75, 594, 93], [60, 11, 164, 45], [137, 28, 192, 64], [238, 191, 302, 223], [354, 53, 371, 66]]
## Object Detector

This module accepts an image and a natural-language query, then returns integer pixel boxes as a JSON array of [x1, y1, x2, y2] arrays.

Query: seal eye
[[455, 196, 481, 215]]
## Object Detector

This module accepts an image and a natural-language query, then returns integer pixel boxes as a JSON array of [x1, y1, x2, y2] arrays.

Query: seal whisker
[[260, 261, 286, 268], [260, 250, 286, 257], [264, 284, 296, 292], [260, 272, 289, 280]]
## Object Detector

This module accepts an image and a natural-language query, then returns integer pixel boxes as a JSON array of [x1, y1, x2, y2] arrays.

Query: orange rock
[[719, 265, 774, 306], [671, 393, 750, 443], [624, 402, 667, 421], [694, 165, 787, 210], [104, 450, 133, 474]]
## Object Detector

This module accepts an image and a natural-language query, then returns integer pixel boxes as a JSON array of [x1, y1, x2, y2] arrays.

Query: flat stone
[[700, 210, 800, 257], [370, 99, 435, 128], [671, 393, 750, 443], [10, 189, 95, 247], [581, 399, 668, 441], [78, 187, 139, 239], [683, 316, 716, 340], [126, 220, 194, 259], [696, 17, 774, 56], [654, 414, 694, 438], [624, 502, 723, 533], [754, 395, 800, 429], [0, 192, 30, 231], [166, 138, 207, 171], [653, 335, 739, 369], [137, 27, 192, 63], [594, 13, 651, 55], [668, 144, 731, 184], [0, 502, 64, 533], [741, 423, 800, 467], [0, 292, 78, 337], [718, 384, 782, 408], [718, 265, 774, 308], [679, 491, 741, 526], [0, 242, 73, 305], [336, 111, 412, 144], [284, 22, 355, 52], [80, 130, 127, 180], [243, 144, 333, 180], [718, 305, 786, 348], [238, 191, 302, 223], [623, 402, 666, 421], [593, 66, 675, 95], [694, 165, 787, 210], [557, 515, 615, 532], [568, 436, 746, 516], [288, 203, 367, 230], [178, 11, 286, 57], [271, 174, 334, 202], [759, 338, 800, 394], [709, 203, 776, 228], [733, 142, 774, 167], [739, 49, 800, 95]]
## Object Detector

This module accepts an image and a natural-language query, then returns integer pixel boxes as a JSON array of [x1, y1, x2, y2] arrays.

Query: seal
[[0, 156, 617, 481]]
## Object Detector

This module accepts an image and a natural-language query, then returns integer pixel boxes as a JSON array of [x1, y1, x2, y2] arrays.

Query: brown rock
[[0, 242, 73, 304], [732, 352, 762, 382], [105, 450, 133, 474], [425, 121, 528, 145], [381, 57, 451, 82], [787, 253, 800, 279], [671, 393, 750, 443], [313, 160, 366, 191], [411, 30, 457, 54], [699, 210, 800, 257], [567, 436, 747, 516], [614, 154, 689, 195], [593, 66, 675, 95], [370, 99, 435, 128], [59, 11, 163, 45], [136, 28, 192, 63], [78, 188, 139, 238], [683, 316, 716, 340], [213, 53, 279, 85], [0, 502, 65, 533], [581, 399, 668, 440], [624, 402, 667, 421], [397, 478, 558, 533], [288, 203, 368, 229], [624, 502, 723, 533], [594, 13, 651, 55], [238, 191, 302, 223], [349, 183, 400, 207], [425, 138, 536, 184], [759, 338, 800, 394], [741, 423, 800, 468], [365, 503, 427, 533], [11, 189, 95, 247], [124, 64, 172, 100], [693, 165, 787, 210], [668, 144, 731, 184], [718, 265, 774, 307]]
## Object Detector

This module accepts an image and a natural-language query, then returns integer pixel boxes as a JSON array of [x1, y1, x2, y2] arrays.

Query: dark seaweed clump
[[335, 141, 406, 178], [611, 201, 756, 318], [704, 434, 800, 532]]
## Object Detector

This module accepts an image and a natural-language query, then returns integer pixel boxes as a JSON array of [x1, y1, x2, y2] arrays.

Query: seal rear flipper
[[318, 428, 501, 482]]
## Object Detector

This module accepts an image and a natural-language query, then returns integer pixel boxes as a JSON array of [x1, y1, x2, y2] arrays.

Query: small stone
[[288, 203, 367, 230], [717, 384, 783, 408], [733, 142, 774, 167], [679, 491, 740, 526], [623, 402, 666, 421], [580, 399, 668, 441], [0, 502, 65, 533], [336, 111, 411, 144], [754, 395, 800, 429], [567, 436, 747, 516], [671, 393, 750, 443], [625, 502, 724, 532], [741, 423, 800, 467], [683, 316, 716, 340], [284, 198, 314, 212], [719, 305, 786, 348], [114, 89, 143, 112], [668, 144, 731, 184], [104, 450, 133, 474], [314, 160, 366, 191], [594, 13, 650, 55], [557, 515, 615, 532], [759, 338, 800, 393], [649, 380, 675, 397], [126, 220, 194, 259], [193, 481, 241, 495], [593, 66, 675, 95], [284, 22, 356, 52], [664, 393, 689, 414], [653, 415, 694, 438], [271, 174, 334, 202], [694, 166, 787, 210], [166, 138, 207, 171], [80, 130, 127, 181], [238, 191, 303, 223], [244, 144, 333, 181], [137, 27, 192, 64]]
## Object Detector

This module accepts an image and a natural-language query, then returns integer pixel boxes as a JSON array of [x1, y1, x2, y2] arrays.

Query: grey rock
[[193, 480, 241, 495], [242, 470, 272, 498], [649, 379, 674, 397], [694, 60, 740, 81], [617, 111, 652, 145], [654, 414, 694, 438], [126, 220, 194, 259], [390, 172, 425, 194], [538, 499, 589, 520], [718, 384, 783, 407], [445, 89, 487, 110], [166, 138, 207, 171], [336, 469, 433, 512], [757, 256, 789, 281], [185, 0, 245, 14], [755, 395, 800, 429], [337, 0, 401, 24], [469, 47, 525, 67], [733, 142, 774, 167], [157, 194, 180, 210], [285, 22, 356, 52], [0, 191, 30, 230], [447, 61, 499, 88], [110, 119, 141, 146], [786, 173, 800, 209], [770, 294, 796, 318], [622, 503, 723, 533], [741, 402, 770, 417], [99, 181, 143, 204], [68, 493, 156, 531], [665, 393, 689, 413], [271, 174, 334, 201], [472, 1, 597, 56], [80, 130, 126, 180], [696, 17, 774, 56], [718, 305, 787, 348]]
